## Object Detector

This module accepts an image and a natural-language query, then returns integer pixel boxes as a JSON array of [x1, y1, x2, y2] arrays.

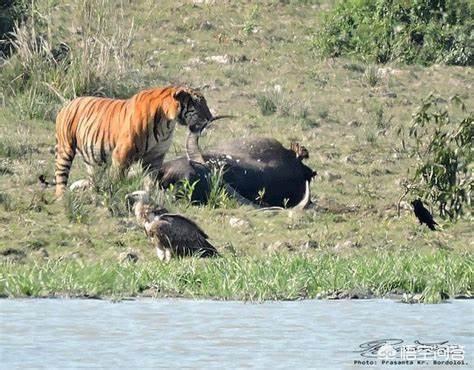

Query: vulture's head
[[125, 191, 168, 224], [125, 191, 151, 222], [125, 190, 150, 206]]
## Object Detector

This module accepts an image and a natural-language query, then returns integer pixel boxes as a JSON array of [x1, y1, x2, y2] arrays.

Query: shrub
[[92, 163, 149, 217], [314, 0, 473, 66], [206, 167, 237, 209], [256, 93, 278, 116], [0, 0, 29, 58], [399, 94, 472, 220], [64, 192, 90, 224], [0, 192, 14, 211]]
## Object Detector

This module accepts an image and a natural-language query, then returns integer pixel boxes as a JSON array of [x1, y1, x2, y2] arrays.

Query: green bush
[[400, 94, 473, 220], [314, 0, 473, 66], [0, 0, 29, 57]]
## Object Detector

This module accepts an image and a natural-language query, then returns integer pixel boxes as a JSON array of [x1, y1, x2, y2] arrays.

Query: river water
[[0, 299, 472, 369]]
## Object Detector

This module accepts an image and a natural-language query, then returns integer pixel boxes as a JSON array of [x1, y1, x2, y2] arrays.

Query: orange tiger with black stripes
[[54, 86, 216, 197]]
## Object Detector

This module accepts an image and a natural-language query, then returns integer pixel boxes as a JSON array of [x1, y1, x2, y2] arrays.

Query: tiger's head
[[173, 88, 214, 134]]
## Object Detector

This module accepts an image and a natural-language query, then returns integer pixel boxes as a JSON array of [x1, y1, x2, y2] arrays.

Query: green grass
[[0, 0, 473, 303], [1, 250, 472, 302]]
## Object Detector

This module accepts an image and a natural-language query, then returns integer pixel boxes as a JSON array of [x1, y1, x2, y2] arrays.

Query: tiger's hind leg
[[55, 143, 76, 197]]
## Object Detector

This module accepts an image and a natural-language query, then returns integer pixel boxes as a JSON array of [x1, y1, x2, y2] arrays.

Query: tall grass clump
[[0, 250, 471, 302], [206, 167, 237, 209], [1, 0, 134, 119], [92, 163, 149, 217], [399, 94, 472, 220], [257, 89, 315, 128], [170, 166, 237, 209], [256, 93, 278, 116], [64, 191, 91, 224], [314, 0, 473, 66], [0, 124, 38, 158], [0, 192, 14, 211]]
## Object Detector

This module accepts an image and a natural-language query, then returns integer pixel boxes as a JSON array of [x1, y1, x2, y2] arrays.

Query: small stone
[[327, 290, 345, 300], [188, 57, 203, 66], [193, 0, 215, 4], [347, 120, 361, 127], [199, 20, 214, 30], [334, 240, 360, 251], [322, 171, 342, 182], [382, 91, 397, 98], [392, 152, 401, 160], [229, 217, 250, 229], [140, 287, 157, 297], [401, 293, 423, 304], [64, 252, 82, 260], [33, 247, 49, 259], [454, 294, 472, 299], [0, 248, 26, 262], [119, 249, 139, 263], [69, 179, 91, 192], [342, 155, 356, 164], [399, 201, 412, 211], [300, 240, 319, 250], [266, 241, 294, 252], [205, 55, 231, 64]]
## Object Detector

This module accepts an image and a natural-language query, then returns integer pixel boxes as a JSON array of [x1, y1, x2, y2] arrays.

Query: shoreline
[[1, 293, 472, 302], [1, 250, 471, 303]]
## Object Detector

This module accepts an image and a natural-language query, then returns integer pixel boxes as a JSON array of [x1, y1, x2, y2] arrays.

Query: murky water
[[0, 299, 472, 369]]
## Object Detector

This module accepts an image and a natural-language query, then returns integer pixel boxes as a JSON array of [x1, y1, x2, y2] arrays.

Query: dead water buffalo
[[156, 132, 316, 209]]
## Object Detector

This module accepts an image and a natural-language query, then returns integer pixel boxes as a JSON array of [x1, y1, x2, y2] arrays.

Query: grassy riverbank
[[1, 250, 472, 303], [0, 1, 472, 302]]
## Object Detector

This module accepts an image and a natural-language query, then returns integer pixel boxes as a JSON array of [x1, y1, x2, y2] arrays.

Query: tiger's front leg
[[111, 142, 136, 180]]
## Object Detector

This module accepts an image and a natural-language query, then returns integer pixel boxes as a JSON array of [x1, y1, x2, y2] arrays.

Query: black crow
[[412, 199, 438, 231]]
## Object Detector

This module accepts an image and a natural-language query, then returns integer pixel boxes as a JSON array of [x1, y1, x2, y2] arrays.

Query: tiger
[[54, 86, 214, 197]]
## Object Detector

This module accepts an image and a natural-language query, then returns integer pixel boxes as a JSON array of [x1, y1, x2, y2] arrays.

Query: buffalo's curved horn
[[185, 131, 256, 207], [210, 115, 235, 122], [293, 181, 311, 210], [186, 130, 205, 163]]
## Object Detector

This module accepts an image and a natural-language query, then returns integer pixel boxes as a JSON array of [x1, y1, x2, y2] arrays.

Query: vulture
[[412, 199, 438, 231], [126, 191, 219, 261]]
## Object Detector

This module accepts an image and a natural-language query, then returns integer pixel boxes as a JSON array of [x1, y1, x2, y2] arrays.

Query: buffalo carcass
[[156, 132, 316, 209]]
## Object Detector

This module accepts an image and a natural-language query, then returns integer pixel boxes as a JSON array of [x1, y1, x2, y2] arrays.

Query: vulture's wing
[[159, 213, 209, 239], [147, 214, 218, 257]]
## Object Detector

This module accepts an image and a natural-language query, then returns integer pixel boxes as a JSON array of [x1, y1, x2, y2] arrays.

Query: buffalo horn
[[293, 181, 311, 210], [210, 115, 235, 122]]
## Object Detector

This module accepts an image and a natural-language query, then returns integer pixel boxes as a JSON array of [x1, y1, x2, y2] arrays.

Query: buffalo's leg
[[164, 248, 172, 263], [156, 246, 166, 261]]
